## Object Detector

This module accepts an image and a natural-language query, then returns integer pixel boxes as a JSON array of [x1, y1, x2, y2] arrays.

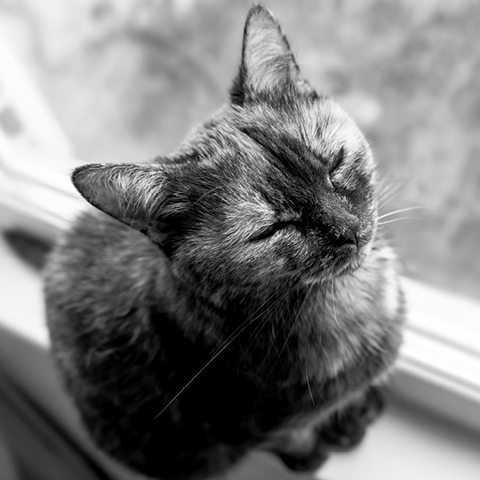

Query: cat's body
[[45, 5, 405, 479]]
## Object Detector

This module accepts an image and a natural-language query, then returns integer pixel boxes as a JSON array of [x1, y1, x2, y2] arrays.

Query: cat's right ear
[[72, 163, 167, 234], [230, 4, 313, 105]]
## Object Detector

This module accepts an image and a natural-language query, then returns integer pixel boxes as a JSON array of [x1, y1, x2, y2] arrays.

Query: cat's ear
[[72, 163, 166, 232], [230, 4, 313, 104]]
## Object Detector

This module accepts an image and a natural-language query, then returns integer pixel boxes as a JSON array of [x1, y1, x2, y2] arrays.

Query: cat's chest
[[234, 314, 387, 394], [259, 273, 403, 391]]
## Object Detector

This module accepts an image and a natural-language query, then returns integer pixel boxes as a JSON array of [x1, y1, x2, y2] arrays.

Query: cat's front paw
[[319, 387, 385, 450], [276, 445, 329, 472], [270, 425, 330, 473]]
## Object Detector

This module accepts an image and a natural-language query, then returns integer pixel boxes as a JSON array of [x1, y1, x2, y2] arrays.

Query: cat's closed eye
[[328, 147, 345, 189], [248, 221, 298, 242]]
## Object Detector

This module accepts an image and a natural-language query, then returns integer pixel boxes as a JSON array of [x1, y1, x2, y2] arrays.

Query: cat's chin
[[335, 259, 363, 277], [302, 244, 371, 285], [338, 242, 372, 276], [301, 263, 360, 286], [331, 244, 364, 274]]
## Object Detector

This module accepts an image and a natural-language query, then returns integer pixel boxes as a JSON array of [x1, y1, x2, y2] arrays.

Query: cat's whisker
[[378, 216, 420, 226], [156, 283, 299, 419], [331, 278, 339, 327], [305, 362, 315, 406], [376, 175, 411, 209], [243, 317, 274, 369], [241, 296, 283, 352], [239, 286, 293, 362], [240, 316, 269, 357], [255, 279, 307, 373], [304, 281, 325, 406], [206, 292, 278, 361], [154, 310, 260, 419], [378, 206, 432, 220], [377, 191, 398, 210], [375, 172, 396, 199], [265, 282, 316, 382]]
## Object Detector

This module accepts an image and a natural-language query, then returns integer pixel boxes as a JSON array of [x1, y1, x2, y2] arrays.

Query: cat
[[44, 4, 405, 479]]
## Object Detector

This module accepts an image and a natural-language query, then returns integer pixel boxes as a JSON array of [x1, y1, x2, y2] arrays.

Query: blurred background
[[0, 1, 479, 480], [0, 0, 479, 300]]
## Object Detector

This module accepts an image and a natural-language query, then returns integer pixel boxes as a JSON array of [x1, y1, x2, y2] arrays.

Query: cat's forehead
[[302, 100, 367, 158], [232, 97, 367, 161]]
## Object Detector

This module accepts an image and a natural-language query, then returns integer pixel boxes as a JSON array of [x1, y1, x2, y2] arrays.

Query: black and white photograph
[[0, 1, 479, 479]]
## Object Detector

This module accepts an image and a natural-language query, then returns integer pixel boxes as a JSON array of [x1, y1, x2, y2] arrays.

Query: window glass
[[0, 0, 479, 300]]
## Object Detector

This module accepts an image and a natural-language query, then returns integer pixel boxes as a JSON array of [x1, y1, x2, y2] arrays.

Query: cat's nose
[[343, 231, 358, 247], [334, 230, 359, 250]]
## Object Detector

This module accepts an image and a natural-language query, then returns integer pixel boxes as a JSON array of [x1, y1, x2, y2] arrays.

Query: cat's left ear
[[230, 4, 313, 104], [72, 163, 167, 235]]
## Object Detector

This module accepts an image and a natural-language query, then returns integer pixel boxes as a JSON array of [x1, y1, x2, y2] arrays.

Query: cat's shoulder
[[56, 207, 152, 257], [45, 207, 164, 299]]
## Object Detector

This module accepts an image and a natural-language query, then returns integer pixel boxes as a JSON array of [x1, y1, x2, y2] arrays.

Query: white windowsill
[[394, 278, 480, 433], [1, 150, 479, 434]]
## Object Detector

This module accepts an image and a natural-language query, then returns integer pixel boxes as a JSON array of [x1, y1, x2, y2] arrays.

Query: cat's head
[[72, 5, 378, 296]]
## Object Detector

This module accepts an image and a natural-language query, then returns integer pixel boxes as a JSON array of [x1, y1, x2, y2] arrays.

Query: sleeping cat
[[44, 4, 405, 479]]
